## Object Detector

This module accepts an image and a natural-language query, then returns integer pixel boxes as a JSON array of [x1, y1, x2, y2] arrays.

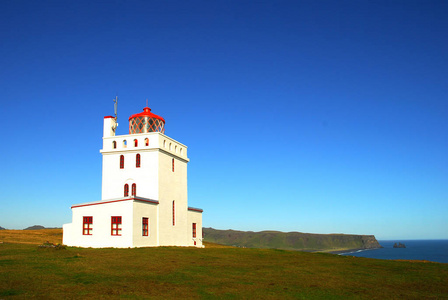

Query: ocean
[[340, 240, 448, 263]]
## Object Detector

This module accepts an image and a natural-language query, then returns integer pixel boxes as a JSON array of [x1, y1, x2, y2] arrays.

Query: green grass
[[1, 240, 447, 299]]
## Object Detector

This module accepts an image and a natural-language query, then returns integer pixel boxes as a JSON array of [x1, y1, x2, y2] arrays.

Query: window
[[136, 154, 141, 168], [83, 217, 93, 235], [169, 143, 172, 150], [175, 145, 177, 152], [112, 141, 117, 149], [192, 223, 196, 238], [172, 158, 175, 172], [123, 140, 127, 148], [163, 140, 166, 148], [172, 201, 175, 226], [145, 138, 149, 146], [134, 139, 138, 147], [120, 155, 124, 169], [180, 148, 183, 156], [111, 216, 122, 236], [124, 184, 129, 197], [142, 217, 149, 236], [131, 183, 136, 196]]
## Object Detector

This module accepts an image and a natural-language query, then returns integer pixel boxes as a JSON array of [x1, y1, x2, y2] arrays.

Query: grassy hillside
[[1, 229, 447, 298], [204, 228, 381, 252]]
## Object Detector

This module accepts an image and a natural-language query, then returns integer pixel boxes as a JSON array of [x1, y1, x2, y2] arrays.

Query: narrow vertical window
[[172, 200, 175, 226], [145, 138, 149, 146], [111, 216, 122, 236], [136, 154, 141, 168], [131, 183, 136, 196], [123, 140, 127, 148], [112, 141, 117, 149], [83, 216, 93, 235], [192, 223, 196, 238], [142, 217, 149, 236], [134, 139, 138, 147], [172, 158, 175, 172], [124, 184, 129, 197], [120, 155, 124, 169]]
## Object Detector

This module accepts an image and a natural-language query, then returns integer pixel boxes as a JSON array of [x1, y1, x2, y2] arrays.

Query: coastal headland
[[203, 227, 382, 252]]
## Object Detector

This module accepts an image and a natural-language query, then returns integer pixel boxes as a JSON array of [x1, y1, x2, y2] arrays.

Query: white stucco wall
[[188, 210, 204, 247], [157, 150, 189, 246], [132, 201, 159, 247], [63, 200, 134, 248]]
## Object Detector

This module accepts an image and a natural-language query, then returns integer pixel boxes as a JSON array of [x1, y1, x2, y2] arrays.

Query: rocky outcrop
[[393, 242, 406, 248], [203, 228, 382, 252], [0, 226, 5, 230]]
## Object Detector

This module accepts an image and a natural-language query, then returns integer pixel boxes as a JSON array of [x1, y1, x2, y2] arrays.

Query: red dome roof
[[128, 107, 166, 134], [128, 107, 165, 123]]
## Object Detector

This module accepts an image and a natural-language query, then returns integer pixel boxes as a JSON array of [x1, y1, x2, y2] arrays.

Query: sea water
[[340, 240, 448, 263]]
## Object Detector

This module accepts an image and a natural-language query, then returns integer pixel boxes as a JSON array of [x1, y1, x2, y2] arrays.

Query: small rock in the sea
[[393, 242, 406, 248]]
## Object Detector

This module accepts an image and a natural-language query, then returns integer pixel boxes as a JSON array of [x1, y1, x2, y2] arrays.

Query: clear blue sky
[[1, 1, 447, 239]]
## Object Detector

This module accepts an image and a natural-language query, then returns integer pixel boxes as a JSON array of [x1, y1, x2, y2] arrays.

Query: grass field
[[1, 230, 447, 299]]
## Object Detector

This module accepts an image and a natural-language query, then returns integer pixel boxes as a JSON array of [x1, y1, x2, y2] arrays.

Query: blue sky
[[1, 1, 447, 239]]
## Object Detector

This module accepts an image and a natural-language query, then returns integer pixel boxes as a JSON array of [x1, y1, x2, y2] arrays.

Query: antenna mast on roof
[[113, 96, 118, 120]]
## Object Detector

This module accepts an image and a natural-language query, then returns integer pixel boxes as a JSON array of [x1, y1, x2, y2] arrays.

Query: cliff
[[203, 228, 381, 252]]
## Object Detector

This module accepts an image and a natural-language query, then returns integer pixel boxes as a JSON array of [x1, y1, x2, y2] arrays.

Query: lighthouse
[[63, 102, 203, 248]]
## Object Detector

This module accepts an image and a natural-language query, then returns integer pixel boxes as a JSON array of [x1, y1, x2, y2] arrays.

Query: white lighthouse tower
[[63, 101, 203, 248]]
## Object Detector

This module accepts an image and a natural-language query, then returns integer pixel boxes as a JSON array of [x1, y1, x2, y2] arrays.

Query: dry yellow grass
[[0, 229, 62, 245]]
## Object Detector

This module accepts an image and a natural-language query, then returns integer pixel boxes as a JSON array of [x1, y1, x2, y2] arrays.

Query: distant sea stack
[[393, 242, 406, 248], [0, 226, 5, 230], [203, 228, 382, 252]]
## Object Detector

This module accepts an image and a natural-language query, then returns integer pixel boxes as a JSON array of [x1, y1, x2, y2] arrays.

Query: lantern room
[[129, 107, 165, 134]]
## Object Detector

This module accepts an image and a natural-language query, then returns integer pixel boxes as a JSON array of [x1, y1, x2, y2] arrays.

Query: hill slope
[[203, 228, 381, 251]]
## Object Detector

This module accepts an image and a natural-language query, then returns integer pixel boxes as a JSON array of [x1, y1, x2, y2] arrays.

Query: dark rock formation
[[0, 226, 5, 230], [393, 242, 406, 248]]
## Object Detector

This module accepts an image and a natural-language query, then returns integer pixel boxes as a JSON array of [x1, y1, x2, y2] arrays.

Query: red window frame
[[142, 217, 149, 236], [124, 184, 129, 197], [83, 216, 93, 235], [192, 223, 196, 238], [134, 139, 138, 147], [172, 158, 175, 172], [145, 138, 149, 146], [136, 153, 141, 168], [120, 155, 124, 169], [172, 200, 175, 226], [131, 183, 136, 196], [111, 216, 122, 236]]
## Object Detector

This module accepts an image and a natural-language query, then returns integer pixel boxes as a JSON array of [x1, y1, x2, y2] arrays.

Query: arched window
[[180, 148, 183, 156], [120, 155, 124, 169], [175, 145, 177, 152], [123, 140, 127, 148], [172, 158, 175, 172], [169, 143, 172, 150], [112, 141, 117, 149], [163, 140, 166, 148], [124, 184, 129, 197], [145, 138, 149, 146], [172, 200, 175, 226], [136, 153, 141, 168], [134, 139, 138, 147], [132, 183, 136, 196]]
